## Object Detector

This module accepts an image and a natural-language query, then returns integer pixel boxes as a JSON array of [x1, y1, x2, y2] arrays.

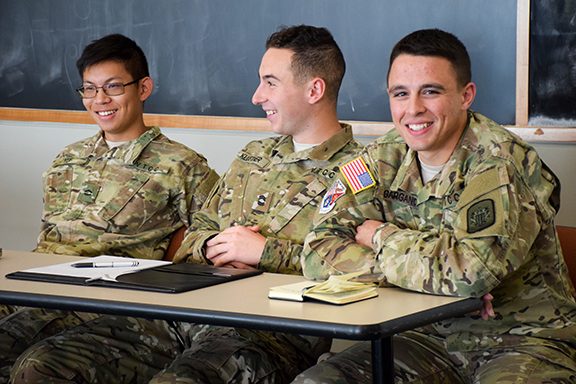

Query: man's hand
[[220, 261, 258, 270], [205, 225, 265, 267], [480, 293, 495, 320], [355, 219, 385, 248]]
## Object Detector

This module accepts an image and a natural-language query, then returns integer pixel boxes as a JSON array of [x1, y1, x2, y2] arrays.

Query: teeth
[[408, 122, 431, 131], [265, 110, 277, 116], [97, 110, 115, 116]]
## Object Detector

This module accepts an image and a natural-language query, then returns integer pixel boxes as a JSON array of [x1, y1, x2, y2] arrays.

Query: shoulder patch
[[319, 179, 346, 214], [339, 157, 376, 194], [467, 199, 495, 233]]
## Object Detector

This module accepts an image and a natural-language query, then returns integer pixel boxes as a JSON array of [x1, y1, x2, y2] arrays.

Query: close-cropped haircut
[[265, 25, 345, 102], [76, 34, 149, 81], [388, 28, 472, 87]]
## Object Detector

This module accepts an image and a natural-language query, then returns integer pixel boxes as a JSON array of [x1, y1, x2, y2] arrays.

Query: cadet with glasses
[[0, 33, 218, 383], [294, 29, 576, 383], [77, 78, 141, 98]]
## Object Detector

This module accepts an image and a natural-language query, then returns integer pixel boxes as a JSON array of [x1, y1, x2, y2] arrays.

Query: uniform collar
[[82, 126, 161, 163], [271, 123, 353, 164], [391, 114, 474, 202]]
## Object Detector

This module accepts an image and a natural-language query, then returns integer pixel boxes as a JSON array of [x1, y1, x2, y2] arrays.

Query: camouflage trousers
[[0, 308, 100, 384], [10, 314, 331, 384], [0, 304, 18, 319], [292, 330, 576, 384], [150, 326, 331, 384]]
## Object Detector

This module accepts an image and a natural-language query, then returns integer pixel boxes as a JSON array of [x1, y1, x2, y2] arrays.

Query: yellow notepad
[[268, 272, 378, 305]]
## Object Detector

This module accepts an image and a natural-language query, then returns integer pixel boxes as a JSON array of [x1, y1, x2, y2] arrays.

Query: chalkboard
[[529, 0, 576, 126], [0, 0, 517, 124]]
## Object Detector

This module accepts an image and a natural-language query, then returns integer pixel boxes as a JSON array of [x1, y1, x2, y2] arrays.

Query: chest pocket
[[98, 168, 171, 232], [42, 158, 88, 216], [378, 186, 418, 229], [266, 178, 327, 234]]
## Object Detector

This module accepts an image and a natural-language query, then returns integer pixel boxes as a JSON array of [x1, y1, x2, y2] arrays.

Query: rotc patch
[[319, 179, 346, 214], [339, 157, 376, 194], [467, 199, 496, 233]]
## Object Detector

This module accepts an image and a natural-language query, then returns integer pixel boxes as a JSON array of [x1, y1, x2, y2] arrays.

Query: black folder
[[6, 263, 263, 294]]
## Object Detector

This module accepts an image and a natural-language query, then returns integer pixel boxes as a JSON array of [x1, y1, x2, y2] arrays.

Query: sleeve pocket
[[43, 166, 74, 215], [42, 156, 87, 215], [453, 166, 511, 240]]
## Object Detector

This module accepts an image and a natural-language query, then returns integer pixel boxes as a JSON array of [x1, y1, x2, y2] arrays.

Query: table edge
[[0, 289, 482, 340]]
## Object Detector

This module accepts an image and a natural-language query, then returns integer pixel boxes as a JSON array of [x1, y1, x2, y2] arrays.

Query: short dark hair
[[76, 34, 149, 80], [388, 29, 471, 87], [266, 25, 345, 101]]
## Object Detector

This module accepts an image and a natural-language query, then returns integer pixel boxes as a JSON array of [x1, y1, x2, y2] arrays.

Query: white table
[[0, 250, 481, 383]]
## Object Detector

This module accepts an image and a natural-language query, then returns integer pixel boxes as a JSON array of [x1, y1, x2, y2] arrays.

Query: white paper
[[22, 255, 171, 282]]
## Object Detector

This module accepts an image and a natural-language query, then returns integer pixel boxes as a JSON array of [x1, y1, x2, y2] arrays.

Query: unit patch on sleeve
[[467, 199, 495, 233], [319, 179, 347, 214], [339, 157, 376, 194]]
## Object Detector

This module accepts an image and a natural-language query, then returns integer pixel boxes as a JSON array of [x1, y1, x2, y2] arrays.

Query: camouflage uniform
[[147, 125, 361, 384], [0, 305, 16, 319], [10, 125, 362, 384], [36, 126, 218, 259], [296, 112, 576, 383], [4, 127, 218, 384]]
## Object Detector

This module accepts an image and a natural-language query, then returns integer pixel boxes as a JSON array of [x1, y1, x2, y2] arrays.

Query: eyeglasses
[[76, 78, 141, 99]]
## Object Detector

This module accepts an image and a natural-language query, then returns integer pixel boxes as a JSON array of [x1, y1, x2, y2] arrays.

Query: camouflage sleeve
[[259, 237, 308, 275], [173, 175, 223, 264], [302, 185, 383, 282], [177, 156, 220, 227], [373, 161, 557, 297]]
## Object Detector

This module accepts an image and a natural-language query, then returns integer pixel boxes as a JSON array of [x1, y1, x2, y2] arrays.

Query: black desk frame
[[0, 289, 481, 384]]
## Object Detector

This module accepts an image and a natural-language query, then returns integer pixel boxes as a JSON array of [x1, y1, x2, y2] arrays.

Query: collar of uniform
[[80, 130, 108, 158], [426, 112, 476, 198], [271, 123, 353, 164], [429, 124, 474, 198], [117, 126, 161, 164], [390, 149, 422, 191], [391, 150, 443, 205], [392, 114, 475, 203], [83, 127, 161, 163]]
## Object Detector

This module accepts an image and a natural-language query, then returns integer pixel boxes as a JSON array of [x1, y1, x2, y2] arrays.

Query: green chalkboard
[[0, 0, 517, 124], [530, 0, 576, 126]]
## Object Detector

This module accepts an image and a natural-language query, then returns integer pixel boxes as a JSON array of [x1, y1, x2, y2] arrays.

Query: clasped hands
[[356, 219, 495, 320], [204, 220, 495, 320], [205, 225, 264, 269]]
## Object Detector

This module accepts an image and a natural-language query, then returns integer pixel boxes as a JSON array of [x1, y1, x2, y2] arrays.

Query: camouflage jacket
[[35, 127, 219, 259], [303, 112, 576, 356], [174, 124, 362, 275]]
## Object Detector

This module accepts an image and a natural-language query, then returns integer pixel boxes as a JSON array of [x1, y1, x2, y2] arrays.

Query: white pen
[[71, 261, 139, 268]]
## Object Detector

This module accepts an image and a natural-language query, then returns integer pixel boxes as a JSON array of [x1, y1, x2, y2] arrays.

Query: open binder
[[6, 256, 262, 293]]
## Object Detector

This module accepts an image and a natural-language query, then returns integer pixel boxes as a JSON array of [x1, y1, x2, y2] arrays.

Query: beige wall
[[529, 143, 576, 227], [1, 120, 574, 252]]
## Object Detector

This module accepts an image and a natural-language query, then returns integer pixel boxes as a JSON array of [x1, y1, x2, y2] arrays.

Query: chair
[[164, 226, 187, 261], [557, 225, 576, 290]]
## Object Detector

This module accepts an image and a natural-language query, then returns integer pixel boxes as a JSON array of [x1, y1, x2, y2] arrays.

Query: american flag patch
[[339, 157, 376, 194]]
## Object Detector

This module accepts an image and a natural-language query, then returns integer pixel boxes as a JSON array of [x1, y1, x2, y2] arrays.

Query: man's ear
[[461, 81, 476, 110], [139, 76, 154, 102], [307, 77, 326, 104]]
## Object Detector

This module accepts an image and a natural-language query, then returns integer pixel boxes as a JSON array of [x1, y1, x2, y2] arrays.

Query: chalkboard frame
[[0, 1, 575, 143]]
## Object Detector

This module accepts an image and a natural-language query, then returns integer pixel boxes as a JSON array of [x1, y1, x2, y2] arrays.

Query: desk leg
[[372, 337, 394, 384]]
